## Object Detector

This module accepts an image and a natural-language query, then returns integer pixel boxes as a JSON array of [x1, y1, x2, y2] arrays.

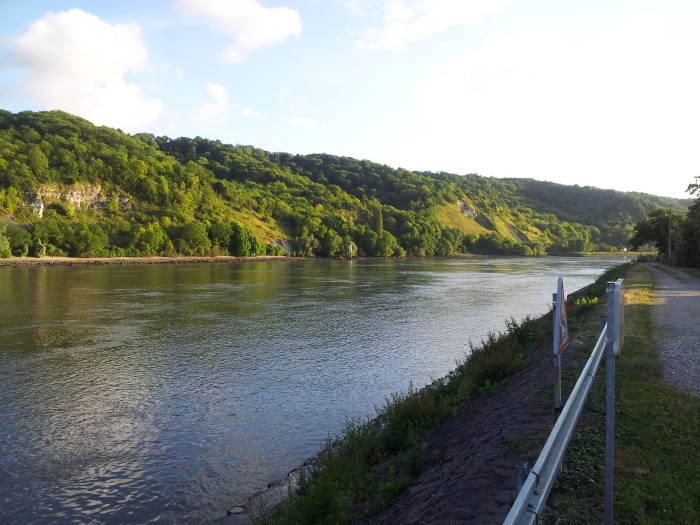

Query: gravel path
[[648, 264, 700, 397]]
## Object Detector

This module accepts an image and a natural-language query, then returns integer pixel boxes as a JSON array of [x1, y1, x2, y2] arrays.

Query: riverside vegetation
[[253, 265, 629, 525], [0, 110, 691, 260]]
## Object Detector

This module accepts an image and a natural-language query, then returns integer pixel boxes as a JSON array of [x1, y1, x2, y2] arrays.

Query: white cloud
[[344, 0, 368, 15], [241, 107, 263, 120], [399, 10, 700, 197], [176, 0, 302, 62], [196, 82, 263, 124], [5, 8, 163, 132], [287, 117, 318, 129], [357, 0, 508, 50], [197, 82, 230, 124], [278, 87, 306, 112]]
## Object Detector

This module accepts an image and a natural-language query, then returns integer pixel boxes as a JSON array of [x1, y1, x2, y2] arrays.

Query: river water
[[0, 257, 623, 524]]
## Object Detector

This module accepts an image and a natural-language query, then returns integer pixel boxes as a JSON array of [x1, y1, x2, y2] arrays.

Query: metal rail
[[503, 325, 608, 525], [503, 279, 624, 525]]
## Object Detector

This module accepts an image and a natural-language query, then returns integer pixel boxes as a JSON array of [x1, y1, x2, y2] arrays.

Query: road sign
[[553, 277, 569, 410], [553, 277, 570, 355]]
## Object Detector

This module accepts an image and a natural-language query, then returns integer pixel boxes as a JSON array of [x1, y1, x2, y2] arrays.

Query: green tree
[[67, 222, 109, 257], [5, 224, 31, 256], [0, 224, 11, 258], [230, 222, 262, 256], [374, 230, 399, 257], [176, 222, 212, 256], [630, 208, 685, 255], [208, 221, 233, 251], [680, 178, 700, 267], [133, 222, 168, 254], [29, 239, 46, 258]]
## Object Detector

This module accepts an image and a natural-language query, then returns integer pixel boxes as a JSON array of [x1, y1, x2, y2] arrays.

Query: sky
[[1, 0, 699, 199]]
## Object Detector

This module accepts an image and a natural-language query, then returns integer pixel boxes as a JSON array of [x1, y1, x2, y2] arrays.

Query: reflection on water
[[0, 257, 622, 523]]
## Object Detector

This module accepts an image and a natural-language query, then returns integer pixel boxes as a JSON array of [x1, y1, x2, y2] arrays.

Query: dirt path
[[648, 264, 700, 397], [364, 340, 560, 525]]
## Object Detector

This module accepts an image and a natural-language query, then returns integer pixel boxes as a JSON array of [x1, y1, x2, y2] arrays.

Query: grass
[[490, 214, 528, 243], [433, 202, 490, 235], [258, 265, 631, 525], [230, 207, 287, 244], [545, 263, 700, 524]]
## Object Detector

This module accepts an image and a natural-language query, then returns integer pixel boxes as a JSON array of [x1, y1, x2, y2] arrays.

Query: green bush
[[0, 233, 11, 258]]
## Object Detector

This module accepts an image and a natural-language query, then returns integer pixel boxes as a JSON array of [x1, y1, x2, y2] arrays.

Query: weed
[[477, 378, 498, 395]]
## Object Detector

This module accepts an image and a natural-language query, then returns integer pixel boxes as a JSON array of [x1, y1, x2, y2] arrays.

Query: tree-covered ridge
[[0, 109, 690, 259], [630, 178, 700, 267]]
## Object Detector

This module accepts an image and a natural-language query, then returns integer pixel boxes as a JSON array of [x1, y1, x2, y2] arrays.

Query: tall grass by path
[[546, 264, 700, 524]]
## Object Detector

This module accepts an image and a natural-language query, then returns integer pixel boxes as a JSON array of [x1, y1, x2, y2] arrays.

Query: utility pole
[[668, 208, 673, 264]]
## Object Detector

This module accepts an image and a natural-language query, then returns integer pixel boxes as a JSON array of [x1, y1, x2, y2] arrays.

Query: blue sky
[[1, 0, 699, 198]]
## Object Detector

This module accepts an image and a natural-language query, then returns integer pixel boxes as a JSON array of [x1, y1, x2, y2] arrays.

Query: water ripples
[[0, 257, 623, 523]]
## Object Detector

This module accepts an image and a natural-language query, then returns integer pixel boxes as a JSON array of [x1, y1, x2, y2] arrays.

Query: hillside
[[0, 110, 691, 258]]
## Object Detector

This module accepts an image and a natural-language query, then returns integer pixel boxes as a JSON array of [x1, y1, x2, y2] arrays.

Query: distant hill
[[0, 109, 691, 258]]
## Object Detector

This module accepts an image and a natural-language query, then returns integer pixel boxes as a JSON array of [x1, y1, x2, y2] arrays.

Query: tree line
[[0, 109, 690, 259], [630, 178, 700, 267]]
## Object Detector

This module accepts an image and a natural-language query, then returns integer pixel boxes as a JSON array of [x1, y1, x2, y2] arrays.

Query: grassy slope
[[230, 208, 287, 244], [433, 202, 490, 235], [490, 214, 528, 242], [433, 201, 532, 243], [546, 264, 700, 524]]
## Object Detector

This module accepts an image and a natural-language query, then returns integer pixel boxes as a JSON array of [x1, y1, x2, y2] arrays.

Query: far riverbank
[[0, 252, 639, 268], [0, 254, 302, 268]]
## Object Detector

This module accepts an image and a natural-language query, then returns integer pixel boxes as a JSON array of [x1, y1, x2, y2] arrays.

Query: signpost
[[553, 277, 569, 410]]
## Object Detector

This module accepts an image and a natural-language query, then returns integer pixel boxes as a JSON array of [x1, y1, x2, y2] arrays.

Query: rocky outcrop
[[27, 184, 132, 217], [458, 200, 478, 217], [29, 197, 44, 218]]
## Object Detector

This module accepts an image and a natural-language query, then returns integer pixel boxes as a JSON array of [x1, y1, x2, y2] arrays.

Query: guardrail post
[[515, 460, 529, 494], [553, 292, 561, 410], [604, 282, 618, 525]]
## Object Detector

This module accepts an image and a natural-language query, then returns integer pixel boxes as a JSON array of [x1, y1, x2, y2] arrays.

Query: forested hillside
[[0, 110, 690, 258]]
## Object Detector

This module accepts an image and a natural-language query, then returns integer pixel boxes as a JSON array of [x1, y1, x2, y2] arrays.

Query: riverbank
[[0, 254, 490, 268], [226, 265, 628, 525], [545, 263, 700, 523], [0, 252, 633, 268], [0, 255, 303, 267]]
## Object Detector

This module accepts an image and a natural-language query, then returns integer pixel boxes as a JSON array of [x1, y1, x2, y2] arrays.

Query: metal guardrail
[[503, 279, 624, 525]]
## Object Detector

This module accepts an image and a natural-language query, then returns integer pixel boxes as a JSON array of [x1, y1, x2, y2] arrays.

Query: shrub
[[0, 233, 11, 258]]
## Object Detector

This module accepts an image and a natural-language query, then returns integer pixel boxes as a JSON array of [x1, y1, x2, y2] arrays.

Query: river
[[0, 256, 623, 524]]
